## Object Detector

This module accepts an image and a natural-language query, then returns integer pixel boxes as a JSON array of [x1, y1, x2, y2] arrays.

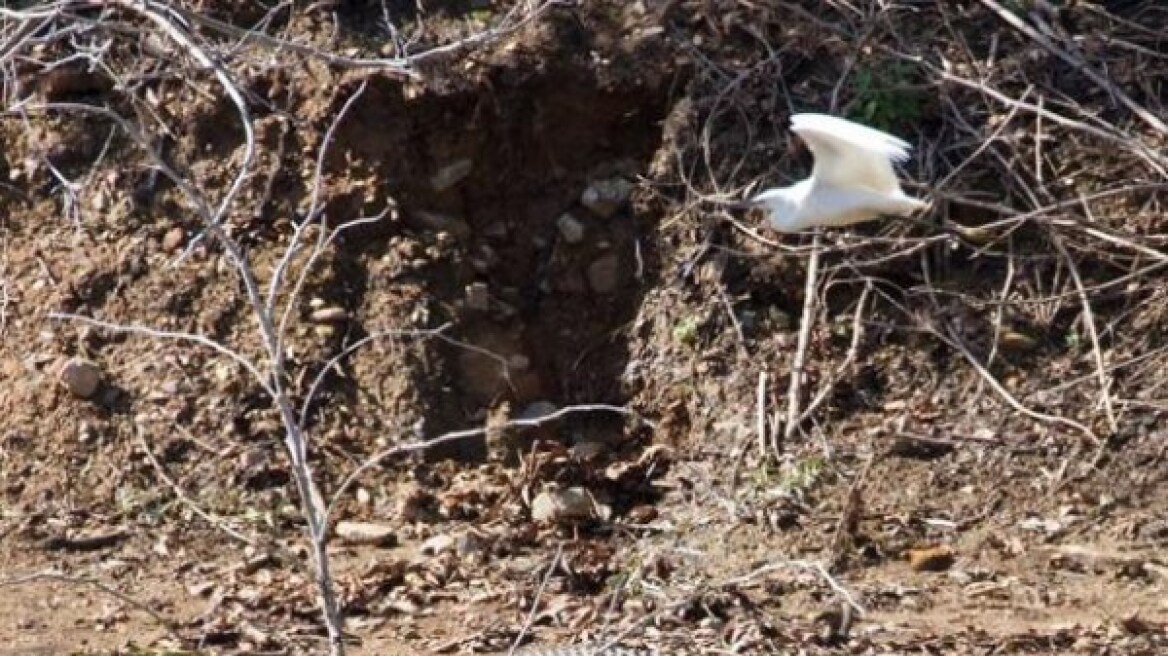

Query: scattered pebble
[[335, 521, 397, 547], [465, 282, 490, 311], [908, 545, 956, 572], [587, 253, 622, 294], [626, 504, 658, 523], [421, 533, 456, 556], [57, 357, 102, 398], [516, 400, 557, 422], [1000, 329, 1038, 352], [161, 227, 184, 251], [571, 440, 607, 461], [531, 487, 609, 523], [310, 306, 348, 324], [556, 212, 586, 243], [430, 159, 473, 192], [355, 487, 372, 506], [411, 210, 471, 240], [580, 178, 634, 218]]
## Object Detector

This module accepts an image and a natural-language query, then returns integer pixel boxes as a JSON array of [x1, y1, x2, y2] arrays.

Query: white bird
[[750, 113, 928, 233]]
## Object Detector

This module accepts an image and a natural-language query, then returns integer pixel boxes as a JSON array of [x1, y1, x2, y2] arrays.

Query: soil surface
[[1, 1, 1167, 655]]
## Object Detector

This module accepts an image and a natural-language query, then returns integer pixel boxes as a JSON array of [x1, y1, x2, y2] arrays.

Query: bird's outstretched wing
[[789, 113, 913, 194]]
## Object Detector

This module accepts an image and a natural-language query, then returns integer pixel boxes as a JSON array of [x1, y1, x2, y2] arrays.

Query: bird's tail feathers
[[892, 192, 930, 217]]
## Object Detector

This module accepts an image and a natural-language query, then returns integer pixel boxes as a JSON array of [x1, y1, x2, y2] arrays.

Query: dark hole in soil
[[328, 59, 673, 459]]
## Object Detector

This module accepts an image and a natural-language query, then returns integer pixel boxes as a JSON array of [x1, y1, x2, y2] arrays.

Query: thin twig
[[1050, 226, 1118, 435], [784, 230, 822, 444], [978, 0, 1168, 136], [941, 323, 1100, 446], [507, 543, 564, 656]]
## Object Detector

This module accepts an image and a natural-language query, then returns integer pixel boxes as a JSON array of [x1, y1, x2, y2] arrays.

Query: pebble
[[556, 212, 586, 244], [57, 357, 102, 398], [465, 282, 490, 311], [580, 178, 633, 218], [908, 545, 956, 572], [571, 440, 607, 461], [411, 210, 471, 240], [1000, 329, 1038, 352], [309, 306, 348, 323], [516, 401, 557, 422], [335, 521, 397, 547], [420, 533, 455, 556], [587, 253, 622, 294], [161, 227, 184, 251], [430, 159, 473, 192], [531, 487, 609, 523]]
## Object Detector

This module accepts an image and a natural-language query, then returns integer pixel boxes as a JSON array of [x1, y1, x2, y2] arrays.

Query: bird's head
[[749, 187, 803, 233]]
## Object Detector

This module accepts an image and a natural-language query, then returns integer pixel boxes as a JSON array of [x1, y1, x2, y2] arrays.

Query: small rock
[[310, 306, 348, 323], [420, 533, 456, 556], [627, 505, 658, 523], [556, 212, 586, 244], [355, 487, 372, 506], [1018, 516, 1062, 535], [586, 253, 622, 294], [430, 159, 473, 192], [465, 282, 490, 311], [410, 210, 471, 240], [57, 357, 102, 398], [469, 245, 499, 274], [580, 178, 633, 218], [516, 401, 557, 422], [570, 440, 607, 461], [161, 227, 184, 251], [508, 354, 531, 371], [335, 521, 397, 547], [530, 487, 608, 523], [907, 545, 956, 572], [1000, 329, 1039, 352]]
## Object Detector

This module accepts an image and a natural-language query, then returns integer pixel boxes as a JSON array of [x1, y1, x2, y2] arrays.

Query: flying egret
[[750, 113, 928, 232]]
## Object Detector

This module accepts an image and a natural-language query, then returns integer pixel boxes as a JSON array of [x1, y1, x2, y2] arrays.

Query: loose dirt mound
[[1, 1, 1166, 655]]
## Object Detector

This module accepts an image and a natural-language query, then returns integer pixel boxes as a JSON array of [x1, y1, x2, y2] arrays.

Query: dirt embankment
[[1, 1, 1166, 654]]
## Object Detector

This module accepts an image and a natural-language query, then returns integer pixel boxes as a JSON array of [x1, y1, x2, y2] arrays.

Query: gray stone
[[586, 253, 622, 294], [465, 282, 490, 311], [580, 178, 633, 218], [531, 487, 609, 523], [556, 212, 586, 244], [58, 357, 102, 398], [430, 159, 473, 192], [336, 521, 397, 547]]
